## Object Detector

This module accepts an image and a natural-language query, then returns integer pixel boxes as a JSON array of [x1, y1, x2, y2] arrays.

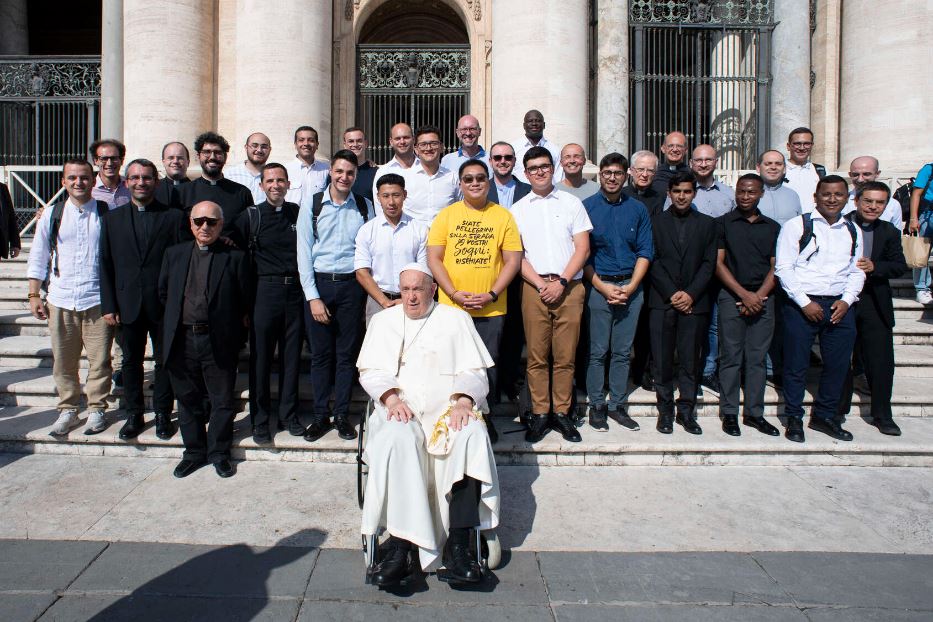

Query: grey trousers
[[717, 290, 774, 419]]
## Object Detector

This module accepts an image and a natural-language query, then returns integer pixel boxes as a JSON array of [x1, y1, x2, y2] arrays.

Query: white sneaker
[[49, 410, 79, 436], [917, 290, 933, 305], [84, 410, 107, 435]]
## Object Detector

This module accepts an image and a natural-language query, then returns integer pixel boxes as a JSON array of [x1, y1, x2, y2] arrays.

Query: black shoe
[[701, 374, 721, 394], [276, 419, 285, 432], [525, 414, 550, 443], [640, 371, 654, 392], [371, 542, 413, 587], [334, 417, 357, 440], [569, 408, 586, 428], [785, 418, 805, 443], [252, 424, 272, 445], [767, 374, 784, 390], [154, 412, 176, 440], [875, 419, 902, 436], [589, 405, 609, 432], [608, 406, 640, 431], [303, 418, 333, 443], [808, 417, 853, 441], [214, 459, 236, 478], [173, 458, 205, 478], [483, 413, 499, 444], [288, 418, 307, 436], [656, 414, 673, 434], [112, 370, 123, 388], [119, 413, 145, 440], [743, 416, 779, 436], [551, 413, 582, 442], [721, 415, 740, 436], [442, 533, 482, 584], [676, 413, 703, 435]]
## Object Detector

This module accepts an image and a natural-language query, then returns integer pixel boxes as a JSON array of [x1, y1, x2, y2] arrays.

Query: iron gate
[[0, 56, 101, 228], [357, 44, 469, 165], [629, 1, 773, 169]]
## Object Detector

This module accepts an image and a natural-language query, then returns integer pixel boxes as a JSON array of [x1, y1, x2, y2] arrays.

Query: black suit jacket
[[0, 182, 21, 259], [100, 201, 185, 324], [854, 217, 908, 328], [648, 209, 718, 312], [159, 242, 253, 368], [487, 177, 531, 206]]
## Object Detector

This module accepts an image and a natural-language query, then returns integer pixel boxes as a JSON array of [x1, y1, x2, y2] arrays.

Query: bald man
[[512, 109, 564, 184], [663, 144, 735, 218], [652, 131, 690, 194], [558, 143, 599, 201], [843, 156, 903, 229], [441, 114, 487, 174], [225, 132, 272, 204], [372, 122, 418, 198]]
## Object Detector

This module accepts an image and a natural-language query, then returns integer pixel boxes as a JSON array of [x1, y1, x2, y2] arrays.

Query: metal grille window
[[357, 44, 469, 165], [629, 1, 773, 169]]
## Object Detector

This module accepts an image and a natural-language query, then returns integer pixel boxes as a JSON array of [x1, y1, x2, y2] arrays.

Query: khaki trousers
[[521, 280, 584, 414], [47, 303, 114, 411]]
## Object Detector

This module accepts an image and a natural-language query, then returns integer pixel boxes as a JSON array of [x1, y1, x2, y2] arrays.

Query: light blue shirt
[[297, 185, 375, 300], [663, 178, 735, 218], [759, 182, 802, 225], [440, 145, 487, 176], [495, 179, 516, 210]]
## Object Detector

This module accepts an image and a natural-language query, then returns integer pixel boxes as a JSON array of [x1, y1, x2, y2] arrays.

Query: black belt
[[382, 291, 402, 300], [314, 271, 355, 282], [184, 323, 210, 335], [597, 273, 632, 282], [808, 294, 842, 302], [258, 274, 299, 284]]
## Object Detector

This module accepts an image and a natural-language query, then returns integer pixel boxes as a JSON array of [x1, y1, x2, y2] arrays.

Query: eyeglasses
[[198, 149, 226, 157], [457, 126, 480, 133], [691, 158, 716, 164], [461, 174, 488, 184], [192, 217, 220, 228], [127, 175, 155, 182], [416, 141, 441, 149], [247, 143, 270, 150], [96, 156, 121, 162], [491, 154, 515, 162], [791, 141, 813, 148], [631, 167, 656, 175], [526, 164, 553, 175], [599, 170, 626, 179]]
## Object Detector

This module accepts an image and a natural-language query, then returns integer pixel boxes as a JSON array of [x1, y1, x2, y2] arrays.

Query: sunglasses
[[461, 174, 488, 184], [192, 217, 220, 227], [491, 154, 514, 162]]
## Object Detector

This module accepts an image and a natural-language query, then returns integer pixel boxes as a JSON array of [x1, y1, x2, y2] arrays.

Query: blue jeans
[[702, 301, 719, 377], [781, 297, 856, 421], [585, 282, 643, 409], [913, 210, 933, 292]]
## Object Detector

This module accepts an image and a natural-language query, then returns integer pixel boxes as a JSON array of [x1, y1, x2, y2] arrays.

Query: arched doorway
[[356, 0, 470, 163]]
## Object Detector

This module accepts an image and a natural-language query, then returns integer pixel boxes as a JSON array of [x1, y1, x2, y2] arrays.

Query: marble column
[[232, 0, 332, 164], [100, 0, 124, 140], [709, 32, 754, 170], [491, 0, 589, 153], [840, 0, 932, 172], [595, 0, 628, 159], [809, 0, 841, 169], [769, 0, 810, 152], [123, 0, 215, 163], [0, 0, 29, 55]]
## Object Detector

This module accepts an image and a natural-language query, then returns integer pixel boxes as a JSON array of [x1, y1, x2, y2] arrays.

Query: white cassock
[[357, 302, 500, 571]]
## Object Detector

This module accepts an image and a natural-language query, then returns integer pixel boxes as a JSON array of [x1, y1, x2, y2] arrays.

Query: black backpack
[[798, 212, 857, 260], [43, 200, 109, 291], [310, 191, 369, 240], [245, 202, 299, 256]]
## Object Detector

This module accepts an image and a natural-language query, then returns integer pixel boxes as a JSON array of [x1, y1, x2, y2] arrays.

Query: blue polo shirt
[[583, 191, 654, 275]]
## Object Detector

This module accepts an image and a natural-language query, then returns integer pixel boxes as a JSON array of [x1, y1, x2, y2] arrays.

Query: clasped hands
[[669, 290, 694, 314], [450, 290, 493, 310], [383, 392, 475, 431], [735, 291, 768, 317], [600, 282, 634, 305]]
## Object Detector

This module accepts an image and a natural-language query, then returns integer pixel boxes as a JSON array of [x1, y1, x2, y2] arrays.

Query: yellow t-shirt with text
[[427, 200, 523, 317]]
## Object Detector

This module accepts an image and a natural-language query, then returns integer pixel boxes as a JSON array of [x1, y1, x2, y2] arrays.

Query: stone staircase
[[1, 242, 932, 467]]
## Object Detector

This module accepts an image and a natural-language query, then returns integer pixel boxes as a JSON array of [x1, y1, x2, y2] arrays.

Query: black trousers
[[304, 278, 365, 421], [473, 315, 504, 408], [649, 307, 706, 418], [498, 275, 525, 399], [121, 311, 173, 417], [249, 279, 304, 428], [167, 329, 238, 463], [837, 300, 895, 423]]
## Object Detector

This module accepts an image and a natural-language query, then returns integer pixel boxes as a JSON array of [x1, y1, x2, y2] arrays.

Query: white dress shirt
[[843, 190, 903, 230], [400, 163, 460, 227], [774, 211, 866, 309], [224, 162, 265, 204], [354, 212, 428, 294], [510, 187, 593, 280], [512, 136, 564, 184], [785, 161, 820, 212], [371, 155, 420, 199], [26, 197, 106, 311], [285, 157, 329, 205]]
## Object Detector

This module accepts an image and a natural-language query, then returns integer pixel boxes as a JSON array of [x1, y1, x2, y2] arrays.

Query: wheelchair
[[357, 398, 502, 584]]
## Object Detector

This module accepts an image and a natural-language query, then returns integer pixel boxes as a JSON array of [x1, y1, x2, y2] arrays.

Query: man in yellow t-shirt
[[427, 160, 523, 429]]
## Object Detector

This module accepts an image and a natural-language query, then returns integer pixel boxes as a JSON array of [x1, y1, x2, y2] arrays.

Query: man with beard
[[285, 126, 330, 206], [225, 132, 272, 204]]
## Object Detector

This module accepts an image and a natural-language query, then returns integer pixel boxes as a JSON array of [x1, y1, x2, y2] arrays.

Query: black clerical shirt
[[233, 201, 300, 277], [717, 208, 780, 293], [154, 176, 190, 210], [182, 245, 212, 325], [179, 177, 253, 242]]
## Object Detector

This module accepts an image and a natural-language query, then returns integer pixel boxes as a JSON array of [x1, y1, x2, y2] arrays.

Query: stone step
[[1, 406, 930, 467]]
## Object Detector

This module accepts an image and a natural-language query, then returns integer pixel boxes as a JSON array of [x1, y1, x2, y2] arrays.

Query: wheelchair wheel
[[483, 530, 501, 570], [356, 399, 372, 510]]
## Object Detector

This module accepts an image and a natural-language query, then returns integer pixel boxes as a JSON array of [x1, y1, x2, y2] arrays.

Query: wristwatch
[[487, 290, 499, 302], [558, 277, 568, 287]]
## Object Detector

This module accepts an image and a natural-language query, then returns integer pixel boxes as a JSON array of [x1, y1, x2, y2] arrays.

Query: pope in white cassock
[[357, 262, 500, 586]]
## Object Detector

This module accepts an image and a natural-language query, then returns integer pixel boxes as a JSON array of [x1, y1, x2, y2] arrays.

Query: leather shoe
[[589, 405, 609, 432], [371, 542, 413, 587], [609, 406, 640, 431], [785, 418, 805, 443], [676, 413, 703, 435], [743, 416, 779, 436], [173, 458, 205, 478], [483, 413, 499, 444], [154, 412, 176, 440], [303, 418, 333, 443], [119, 413, 145, 440], [701, 374, 721, 394], [214, 459, 235, 478], [875, 419, 902, 436], [525, 414, 550, 443], [288, 418, 307, 436], [335, 417, 358, 440], [443, 535, 482, 584], [551, 412, 582, 442], [808, 416, 853, 441], [656, 414, 673, 434], [641, 371, 654, 392], [252, 425, 272, 445], [721, 415, 740, 436]]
